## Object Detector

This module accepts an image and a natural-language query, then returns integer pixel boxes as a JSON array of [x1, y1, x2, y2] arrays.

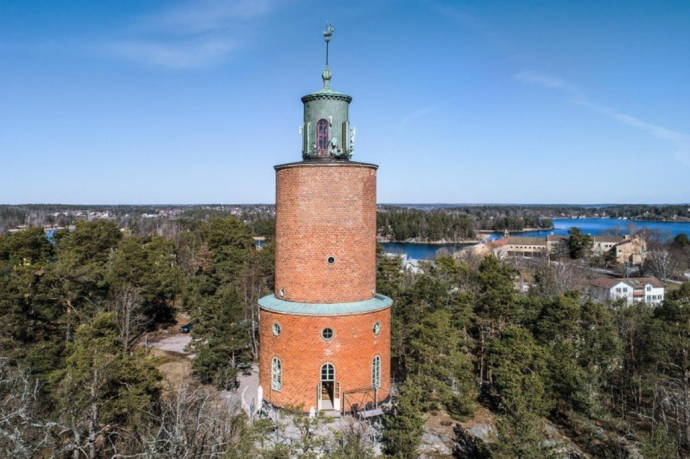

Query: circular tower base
[[259, 294, 392, 413]]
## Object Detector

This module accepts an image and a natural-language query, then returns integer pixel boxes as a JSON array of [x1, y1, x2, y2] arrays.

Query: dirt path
[[225, 364, 260, 417], [149, 334, 191, 354]]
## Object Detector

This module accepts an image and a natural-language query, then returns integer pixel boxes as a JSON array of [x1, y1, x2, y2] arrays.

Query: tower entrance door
[[317, 363, 340, 411]]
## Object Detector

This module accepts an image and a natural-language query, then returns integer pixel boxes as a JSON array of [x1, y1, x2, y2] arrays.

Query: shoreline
[[379, 227, 556, 245], [627, 218, 690, 224], [379, 239, 481, 245], [477, 226, 555, 234]]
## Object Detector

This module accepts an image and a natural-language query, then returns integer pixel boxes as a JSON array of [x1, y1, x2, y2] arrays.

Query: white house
[[588, 277, 665, 306], [403, 258, 423, 274]]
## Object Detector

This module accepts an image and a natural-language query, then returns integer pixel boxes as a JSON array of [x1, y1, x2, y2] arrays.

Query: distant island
[[1, 204, 688, 242]]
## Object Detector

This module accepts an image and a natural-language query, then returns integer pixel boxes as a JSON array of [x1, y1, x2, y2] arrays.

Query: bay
[[382, 218, 690, 260], [380, 242, 475, 261], [498, 218, 690, 240]]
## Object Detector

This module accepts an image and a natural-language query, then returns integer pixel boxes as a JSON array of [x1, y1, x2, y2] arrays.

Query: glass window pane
[[321, 363, 334, 381], [272, 358, 282, 390], [371, 356, 380, 388], [317, 119, 329, 152]]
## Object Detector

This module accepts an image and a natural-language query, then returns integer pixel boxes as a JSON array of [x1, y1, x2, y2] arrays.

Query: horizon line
[[2, 202, 689, 207]]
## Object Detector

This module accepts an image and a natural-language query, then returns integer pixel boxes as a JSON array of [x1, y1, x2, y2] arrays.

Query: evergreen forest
[[1, 216, 690, 457]]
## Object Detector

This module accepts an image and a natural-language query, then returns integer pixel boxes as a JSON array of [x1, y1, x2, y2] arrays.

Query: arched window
[[321, 363, 335, 382], [371, 356, 381, 388], [317, 119, 329, 155], [272, 357, 282, 391]]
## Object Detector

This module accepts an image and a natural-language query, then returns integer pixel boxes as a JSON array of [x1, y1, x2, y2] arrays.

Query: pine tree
[[566, 227, 593, 259], [491, 411, 557, 459], [642, 424, 679, 459], [191, 285, 251, 389], [51, 313, 160, 458], [383, 378, 425, 459], [486, 326, 550, 416], [406, 309, 475, 418]]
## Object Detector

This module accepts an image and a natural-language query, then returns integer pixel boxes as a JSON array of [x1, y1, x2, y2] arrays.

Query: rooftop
[[505, 236, 547, 247], [258, 293, 393, 316], [593, 236, 627, 243], [589, 276, 665, 290]]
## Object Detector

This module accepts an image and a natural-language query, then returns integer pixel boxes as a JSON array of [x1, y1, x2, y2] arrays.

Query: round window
[[273, 323, 281, 336], [373, 322, 381, 336], [321, 327, 334, 340], [327, 256, 336, 265]]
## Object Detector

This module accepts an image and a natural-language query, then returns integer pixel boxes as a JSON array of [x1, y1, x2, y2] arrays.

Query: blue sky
[[1, 0, 689, 204]]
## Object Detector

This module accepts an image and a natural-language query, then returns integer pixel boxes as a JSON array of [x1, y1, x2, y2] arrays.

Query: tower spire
[[301, 23, 352, 160], [322, 23, 334, 89]]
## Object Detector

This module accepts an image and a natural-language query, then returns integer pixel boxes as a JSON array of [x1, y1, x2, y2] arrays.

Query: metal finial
[[323, 23, 335, 45], [322, 23, 334, 88]]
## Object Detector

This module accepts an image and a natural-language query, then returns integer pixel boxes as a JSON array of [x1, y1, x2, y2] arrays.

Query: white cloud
[[516, 71, 690, 166], [106, 0, 285, 69]]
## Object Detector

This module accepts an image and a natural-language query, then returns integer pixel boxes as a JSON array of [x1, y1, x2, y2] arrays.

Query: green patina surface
[[258, 293, 393, 316], [300, 23, 355, 161]]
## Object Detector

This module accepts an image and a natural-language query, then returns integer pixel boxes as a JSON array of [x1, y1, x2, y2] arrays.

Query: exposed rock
[[454, 423, 491, 458], [457, 409, 496, 442], [465, 423, 494, 442], [420, 431, 453, 457]]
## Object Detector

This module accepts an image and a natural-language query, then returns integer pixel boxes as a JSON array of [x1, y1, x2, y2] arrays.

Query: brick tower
[[258, 25, 392, 413]]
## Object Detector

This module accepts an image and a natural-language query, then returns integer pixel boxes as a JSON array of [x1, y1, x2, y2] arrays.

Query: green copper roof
[[259, 294, 392, 316], [301, 87, 352, 103], [300, 24, 353, 104]]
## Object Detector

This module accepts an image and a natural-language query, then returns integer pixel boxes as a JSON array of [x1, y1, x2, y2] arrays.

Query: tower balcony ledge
[[274, 159, 378, 170], [301, 89, 352, 104], [258, 293, 392, 316]]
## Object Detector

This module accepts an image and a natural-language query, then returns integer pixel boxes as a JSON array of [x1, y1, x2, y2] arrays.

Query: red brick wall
[[259, 307, 391, 412], [274, 163, 377, 304]]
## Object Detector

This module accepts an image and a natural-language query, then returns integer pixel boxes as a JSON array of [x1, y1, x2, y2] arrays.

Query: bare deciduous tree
[[554, 260, 587, 293], [114, 380, 250, 458], [645, 246, 680, 282], [328, 416, 377, 457], [0, 359, 57, 457], [649, 374, 690, 450], [108, 285, 148, 352], [533, 259, 587, 297]]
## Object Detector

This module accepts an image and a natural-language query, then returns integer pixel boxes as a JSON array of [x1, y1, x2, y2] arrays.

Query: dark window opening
[[322, 328, 334, 340], [317, 119, 329, 155]]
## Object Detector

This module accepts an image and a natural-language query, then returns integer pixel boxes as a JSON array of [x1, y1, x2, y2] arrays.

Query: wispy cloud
[[106, 0, 285, 69], [432, 4, 528, 64], [433, 5, 516, 58], [435, 4, 690, 168], [397, 106, 438, 134], [107, 39, 238, 69], [136, 0, 277, 34], [516, 71, 690, 166], [515, 72, 581, 96]]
